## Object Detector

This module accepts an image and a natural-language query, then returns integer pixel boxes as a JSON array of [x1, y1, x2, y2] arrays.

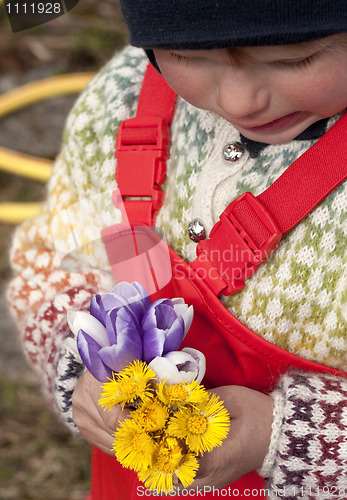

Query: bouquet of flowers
[[68, 281, 230, 491]]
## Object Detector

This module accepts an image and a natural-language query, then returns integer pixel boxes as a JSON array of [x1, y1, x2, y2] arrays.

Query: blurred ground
[[0, 2, 128, 498]]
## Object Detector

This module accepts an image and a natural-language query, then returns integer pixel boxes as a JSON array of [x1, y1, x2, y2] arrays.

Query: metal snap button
[[188, 219, 206, 242], [222, 142, 244, 162]]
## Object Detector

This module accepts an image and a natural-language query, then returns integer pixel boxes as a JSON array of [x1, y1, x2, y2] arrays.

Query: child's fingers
[[72, 370, 132, 454], [79, 425, 116, 455], [96, 403, 131, 431]]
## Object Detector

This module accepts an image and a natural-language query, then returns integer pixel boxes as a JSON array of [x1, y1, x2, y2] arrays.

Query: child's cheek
[[161, 67, 210, 109], [287, 63, 347, 116]]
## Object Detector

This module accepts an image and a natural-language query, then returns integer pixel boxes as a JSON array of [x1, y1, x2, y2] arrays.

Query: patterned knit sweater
[[7, 46, 347, 498]]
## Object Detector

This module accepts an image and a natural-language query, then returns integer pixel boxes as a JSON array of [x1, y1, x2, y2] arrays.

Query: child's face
[[154, 35, 347, 144]]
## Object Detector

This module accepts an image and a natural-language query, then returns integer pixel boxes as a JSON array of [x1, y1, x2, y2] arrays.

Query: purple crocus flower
[[67, 281, 194, 382], [90, 281, 151, 326], [141, 298, 193, 364], [67, 310, 113, 382], [68, 282, 149, 382]]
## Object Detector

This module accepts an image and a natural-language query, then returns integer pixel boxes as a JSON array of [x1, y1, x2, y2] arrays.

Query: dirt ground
[[0, 2, 128, 498]]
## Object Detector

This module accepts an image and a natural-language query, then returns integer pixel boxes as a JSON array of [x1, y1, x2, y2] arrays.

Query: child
[[7, 0, 347, 498]]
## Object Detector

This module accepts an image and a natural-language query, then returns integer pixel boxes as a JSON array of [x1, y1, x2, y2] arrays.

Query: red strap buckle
[[115, 116, 170, 225], [193, 192, 282, 295]]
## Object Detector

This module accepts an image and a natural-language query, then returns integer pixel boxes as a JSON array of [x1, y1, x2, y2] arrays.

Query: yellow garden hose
[[0, 73, 94, 118], [0, 73, 94, 222], [0, 148, 52, 181], [0, 202, 43, 224]]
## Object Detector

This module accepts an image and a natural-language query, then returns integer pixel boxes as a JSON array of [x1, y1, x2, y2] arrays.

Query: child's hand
[[72, 374, 273, 482], [188, 385, 273, 490], [72, 370, 130, 455]]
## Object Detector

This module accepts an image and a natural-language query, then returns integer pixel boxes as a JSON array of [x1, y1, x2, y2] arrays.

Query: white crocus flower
[[148, 347, 206, 385], [171, 299, 194, 337], [67, 310, 110, 346]]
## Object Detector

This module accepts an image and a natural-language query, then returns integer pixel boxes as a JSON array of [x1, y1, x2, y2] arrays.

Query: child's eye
[[274, 52, 319, 70], [170, 53, 190, 64]]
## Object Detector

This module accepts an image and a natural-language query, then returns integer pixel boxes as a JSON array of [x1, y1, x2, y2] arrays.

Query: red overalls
[[91, 64, 347, 499]]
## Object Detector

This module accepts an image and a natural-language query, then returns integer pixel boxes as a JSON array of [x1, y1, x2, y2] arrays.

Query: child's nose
[[217, 70, 270, 120]]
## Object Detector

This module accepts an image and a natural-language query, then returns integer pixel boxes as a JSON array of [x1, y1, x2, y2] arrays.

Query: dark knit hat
[[120, 0, 346, 49]]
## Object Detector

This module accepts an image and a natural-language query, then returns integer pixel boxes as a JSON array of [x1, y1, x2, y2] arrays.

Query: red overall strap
[[259, 119, 347, 234], [115, 64, 177, 226], [114, 64, 347, 295]]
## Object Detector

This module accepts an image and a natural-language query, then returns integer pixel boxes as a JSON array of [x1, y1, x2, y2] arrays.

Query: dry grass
[[0, 377, 92, 500]]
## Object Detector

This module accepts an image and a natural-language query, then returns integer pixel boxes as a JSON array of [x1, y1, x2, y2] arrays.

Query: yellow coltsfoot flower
[[138, 436, 198, 491], [166, 393, 230, 454], [99, 360, 156, 409], [132, 399, 170, 433], [113, 418, 157, 471], [157, 380, 209, 410]]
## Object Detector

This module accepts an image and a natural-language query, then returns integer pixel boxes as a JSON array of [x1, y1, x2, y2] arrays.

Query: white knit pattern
[[263, 371, 347, 499]]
